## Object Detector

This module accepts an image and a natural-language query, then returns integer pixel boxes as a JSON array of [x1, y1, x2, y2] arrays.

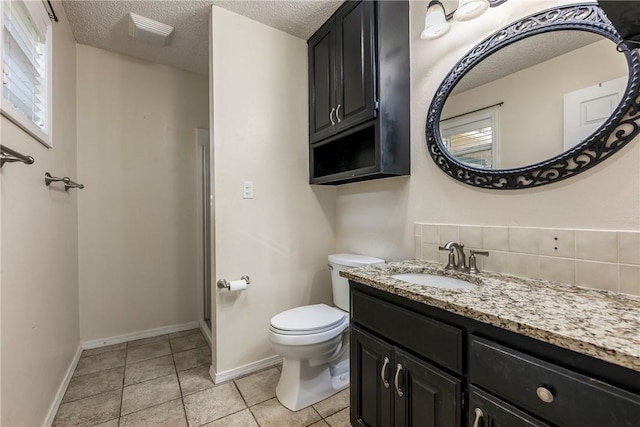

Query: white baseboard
[[210, 355, 282, 384], [199, 319, 212, 348], [44, 343, 83, 427], [82, 321, 200, 350]]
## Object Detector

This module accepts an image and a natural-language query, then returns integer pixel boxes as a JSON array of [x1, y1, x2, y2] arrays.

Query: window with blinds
[[440, 109, 499, 169], [1, 0, 52, 146]]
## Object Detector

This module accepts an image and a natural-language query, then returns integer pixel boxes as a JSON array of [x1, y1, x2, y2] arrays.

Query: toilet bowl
[[269, 253, 385, 411]]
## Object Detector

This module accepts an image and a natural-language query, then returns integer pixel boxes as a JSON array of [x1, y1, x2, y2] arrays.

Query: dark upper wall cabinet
[[308, 1, 410, 185], [309, 1, 375, 143]]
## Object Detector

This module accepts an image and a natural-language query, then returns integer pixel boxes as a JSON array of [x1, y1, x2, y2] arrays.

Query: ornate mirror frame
[[425, 3, 640, 189]]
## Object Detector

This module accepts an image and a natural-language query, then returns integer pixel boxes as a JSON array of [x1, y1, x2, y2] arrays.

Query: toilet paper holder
[[217, 275, 251, 290]]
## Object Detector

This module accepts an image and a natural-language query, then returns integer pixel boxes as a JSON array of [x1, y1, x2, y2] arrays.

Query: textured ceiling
[[452, 31, 606, 94], [62, 0, 343, 75]]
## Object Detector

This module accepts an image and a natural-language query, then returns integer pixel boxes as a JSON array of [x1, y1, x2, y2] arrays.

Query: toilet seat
[[270, 304, 348, 346], [271, 304, 346, 335]]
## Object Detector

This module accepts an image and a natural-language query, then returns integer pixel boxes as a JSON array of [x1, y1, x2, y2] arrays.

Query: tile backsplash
[[415, 223, 640, 296]]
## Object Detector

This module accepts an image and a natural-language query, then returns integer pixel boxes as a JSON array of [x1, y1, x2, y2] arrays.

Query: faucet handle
[[470, 250, 489, 257], [469, 250, 489, 274], [438, 246, 456, 270]]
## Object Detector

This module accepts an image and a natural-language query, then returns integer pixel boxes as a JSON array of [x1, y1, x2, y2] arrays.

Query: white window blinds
[[1, 0, 51, 145], [440, 109, 499, 169]]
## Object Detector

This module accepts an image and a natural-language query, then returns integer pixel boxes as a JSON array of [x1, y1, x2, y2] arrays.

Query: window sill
[[1, 100, 52, 148]]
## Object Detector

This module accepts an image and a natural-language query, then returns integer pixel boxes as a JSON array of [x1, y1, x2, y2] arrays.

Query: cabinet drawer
[[351, 290, 463, 374], [469, 386, 550, 427], [470, 335, 640, 427]]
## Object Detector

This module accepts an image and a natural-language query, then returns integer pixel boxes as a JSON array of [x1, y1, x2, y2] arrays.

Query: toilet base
[[275, 356, 349, 411]]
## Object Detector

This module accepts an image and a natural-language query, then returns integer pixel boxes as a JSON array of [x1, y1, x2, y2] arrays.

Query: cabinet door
[[308, 22, 337, 142], [468, 386, 551, 427], [351, 326, 393, 427], [335, 0, 376, 132], [393, 348, 462, 427]]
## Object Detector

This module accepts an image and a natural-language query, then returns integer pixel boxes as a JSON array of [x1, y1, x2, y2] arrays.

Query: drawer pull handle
[[394, 363, 404, 397], [380, 357, 390, 388], [536, 386, 554, 403], [472, 408, 484, 427], [330, 108, 336, 126]]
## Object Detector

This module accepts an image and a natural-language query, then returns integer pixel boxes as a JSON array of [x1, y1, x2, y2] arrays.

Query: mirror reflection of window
[[440, 108, 499, 169], [438, 32, 627, 170]]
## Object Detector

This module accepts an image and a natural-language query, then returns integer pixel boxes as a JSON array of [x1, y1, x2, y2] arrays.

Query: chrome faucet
[[438, 241, 489, 273], [439, 241, 468, 271]]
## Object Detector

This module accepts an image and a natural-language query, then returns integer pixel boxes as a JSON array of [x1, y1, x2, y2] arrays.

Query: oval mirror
[[426, 4, 640, 189]]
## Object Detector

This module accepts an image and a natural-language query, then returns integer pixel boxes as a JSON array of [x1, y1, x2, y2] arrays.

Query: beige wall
[[210, 6, 337, 373], [443, 39, 627, 168], [76, 45, 209, 340], [336, 0, 640, 264], [0, 1, 79, 424]]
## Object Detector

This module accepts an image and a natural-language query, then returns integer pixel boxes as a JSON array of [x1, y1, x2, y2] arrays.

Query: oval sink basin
[[391, 273, 476, 290]]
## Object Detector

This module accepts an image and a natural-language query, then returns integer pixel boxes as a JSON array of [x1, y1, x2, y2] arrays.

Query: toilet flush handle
[[327, 264, 334, 270]]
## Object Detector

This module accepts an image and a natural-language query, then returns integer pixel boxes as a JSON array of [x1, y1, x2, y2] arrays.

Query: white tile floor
[[53, 329, 351, 426]]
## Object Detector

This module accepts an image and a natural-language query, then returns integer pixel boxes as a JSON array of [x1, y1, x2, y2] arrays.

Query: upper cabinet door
[[335, 1, 376, 132], [309, 24, 337, 142]]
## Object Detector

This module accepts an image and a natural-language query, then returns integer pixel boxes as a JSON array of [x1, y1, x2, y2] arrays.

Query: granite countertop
[[341, 260, 640, 372]]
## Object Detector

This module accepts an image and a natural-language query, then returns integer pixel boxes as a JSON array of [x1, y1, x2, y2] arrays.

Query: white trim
[[1, 102, 51, 147], [43, 343, 82, 427], [82, 321, 200, 350], [199, 319, 212, 348], [210, 355, 283, 384]]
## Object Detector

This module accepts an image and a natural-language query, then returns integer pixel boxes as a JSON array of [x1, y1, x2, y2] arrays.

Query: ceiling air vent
[[128, 12, 174, 46]]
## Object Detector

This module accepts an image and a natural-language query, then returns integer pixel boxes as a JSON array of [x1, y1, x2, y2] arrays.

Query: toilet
[[269, 253, 385, 411]]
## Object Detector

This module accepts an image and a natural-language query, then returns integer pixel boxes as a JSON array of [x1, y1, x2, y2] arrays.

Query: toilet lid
[[270, 304, 347, 335]]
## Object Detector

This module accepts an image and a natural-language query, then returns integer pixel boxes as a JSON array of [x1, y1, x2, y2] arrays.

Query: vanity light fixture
[[421, 1, 451, 40], [421, 0, 497, 40], [454, 0, 490, 21]]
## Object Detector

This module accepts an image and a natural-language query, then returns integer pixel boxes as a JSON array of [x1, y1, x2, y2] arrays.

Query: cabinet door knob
[[394, 363, 404, 397], [380, 356, 390, 388], [536, 386, 555, 403], [336, 104, 342, 123], [472, 408, 484, 427], [329, 108, 336, 126]]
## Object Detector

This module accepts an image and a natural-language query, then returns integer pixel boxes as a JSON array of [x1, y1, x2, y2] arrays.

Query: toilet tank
[[328, 253, 385, 311]]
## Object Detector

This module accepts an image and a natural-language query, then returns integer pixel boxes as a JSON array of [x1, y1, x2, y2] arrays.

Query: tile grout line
[[53, 331, 203, 426], [118, 351, 125, 425], [231, 379, 262, 426], [118, 397, 185, 422], [169, 336, 190, 427], [310, 406, 324, 426], [60, 366, 126, 404]]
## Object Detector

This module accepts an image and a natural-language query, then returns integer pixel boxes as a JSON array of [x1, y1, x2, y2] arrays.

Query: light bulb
[[454, 0, 490, 21], [421, 0, 450, 40]]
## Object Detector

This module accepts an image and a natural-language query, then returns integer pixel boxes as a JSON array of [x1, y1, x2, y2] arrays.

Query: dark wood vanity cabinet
[[351, 327, 393, 426], [308, 0, 410, 185], [350, 282, 640, 427], [468, 386, 551, 427], [351, 290, 462, 427], [351, 326, 461, 427], [469, 336, 640, 427]]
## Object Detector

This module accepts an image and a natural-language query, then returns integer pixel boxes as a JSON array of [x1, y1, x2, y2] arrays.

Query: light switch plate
[[243, 181, 254, 199]]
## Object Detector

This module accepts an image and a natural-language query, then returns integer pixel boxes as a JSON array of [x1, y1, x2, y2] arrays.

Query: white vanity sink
[[391, 273, 476, 290]]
